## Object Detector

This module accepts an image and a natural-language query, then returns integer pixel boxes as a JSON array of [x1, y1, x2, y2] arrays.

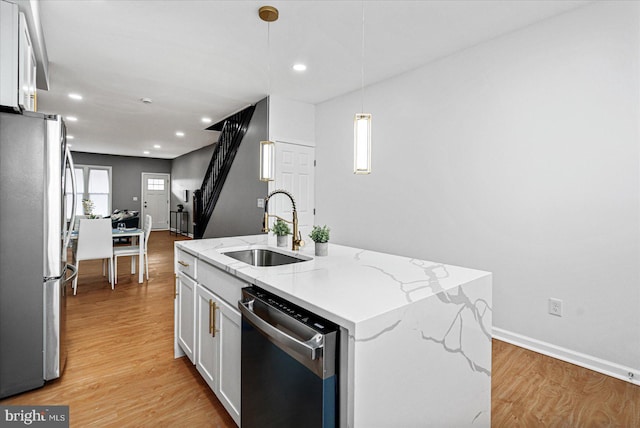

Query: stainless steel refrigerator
[[0, 110, 77, 398]]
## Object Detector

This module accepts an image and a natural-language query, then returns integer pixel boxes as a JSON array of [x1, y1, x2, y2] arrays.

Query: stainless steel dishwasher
[[238, 286, 338, 428]]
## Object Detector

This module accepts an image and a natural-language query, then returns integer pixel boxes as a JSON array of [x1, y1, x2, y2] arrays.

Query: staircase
[[193, 105, 256, 239]]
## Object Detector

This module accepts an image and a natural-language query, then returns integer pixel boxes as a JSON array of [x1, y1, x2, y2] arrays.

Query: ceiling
[[33, 0, 590, 159]]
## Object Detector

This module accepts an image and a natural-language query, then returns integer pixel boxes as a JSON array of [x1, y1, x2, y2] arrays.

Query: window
[[65, 164, 112, 219], [147, 178, 165, 191], [88, 168, 110, 216], [65, 167, 84, 220]]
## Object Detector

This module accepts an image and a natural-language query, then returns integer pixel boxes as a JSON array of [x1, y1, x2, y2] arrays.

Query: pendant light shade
[[260, 140, 275, 181], [354, 113, 371, 174]]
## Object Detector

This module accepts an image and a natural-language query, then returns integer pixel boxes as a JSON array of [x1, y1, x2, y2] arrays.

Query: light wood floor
[[2, 231, 639, 427]]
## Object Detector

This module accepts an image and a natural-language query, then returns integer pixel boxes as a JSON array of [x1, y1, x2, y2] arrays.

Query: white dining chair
[[69, 215, 87, 254], [73, 218, 114, 295], [113, 214, 152, 284]]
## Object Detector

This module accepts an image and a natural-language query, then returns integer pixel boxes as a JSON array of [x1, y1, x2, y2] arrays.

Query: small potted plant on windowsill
[[309, 225, 330, 256], [272, 218, 291, 247]]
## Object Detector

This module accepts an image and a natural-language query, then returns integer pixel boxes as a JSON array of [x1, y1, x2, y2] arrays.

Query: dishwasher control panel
[[241, 286, 338, 335]]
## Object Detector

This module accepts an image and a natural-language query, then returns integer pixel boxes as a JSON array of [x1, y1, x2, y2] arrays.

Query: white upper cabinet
[[0, 1, 36, 112], [18, 12, 36, 111], [0, 0, 19, 110]]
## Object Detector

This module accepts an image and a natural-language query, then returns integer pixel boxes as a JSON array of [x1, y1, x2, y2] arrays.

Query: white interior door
[[270, 142, 315, 240], [142, 173, 169, 230]]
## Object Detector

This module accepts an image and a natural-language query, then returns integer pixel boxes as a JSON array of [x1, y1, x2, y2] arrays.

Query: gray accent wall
[[70, 152, 171, 213], [170, 144, 216, 235], [205, 98, 268, 238], [170, 97, 268, 238]]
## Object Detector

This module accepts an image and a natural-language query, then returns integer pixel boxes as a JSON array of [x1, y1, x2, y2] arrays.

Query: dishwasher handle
[[238, 298, 323, 361]]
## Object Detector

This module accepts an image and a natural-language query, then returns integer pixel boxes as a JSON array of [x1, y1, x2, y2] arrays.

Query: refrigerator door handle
[[63, 144, 76, 250]]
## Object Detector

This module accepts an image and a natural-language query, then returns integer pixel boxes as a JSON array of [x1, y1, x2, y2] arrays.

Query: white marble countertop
[[176, 234, 490, 330]]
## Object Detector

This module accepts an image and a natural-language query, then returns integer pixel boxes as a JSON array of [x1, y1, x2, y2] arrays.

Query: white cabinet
[[214, 297, 241, 425], [194, 284, 241, 426], [0, 0, 19, 109], [174, 247, 243, 426], [195, 284, 217, 390], [18, 13, 36, 111], [176, 272, 196, 363], [175, 249, 196, 279], [0, 1, 36, 112], [196, 265, 242, 426]]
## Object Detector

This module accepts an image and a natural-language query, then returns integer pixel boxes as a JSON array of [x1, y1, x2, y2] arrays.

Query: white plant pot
[[277, 235, 288, 247], [315, 242, 328, 257]]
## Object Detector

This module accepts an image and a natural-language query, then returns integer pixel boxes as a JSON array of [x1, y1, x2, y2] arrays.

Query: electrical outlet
[[549, 298, 563, 317]]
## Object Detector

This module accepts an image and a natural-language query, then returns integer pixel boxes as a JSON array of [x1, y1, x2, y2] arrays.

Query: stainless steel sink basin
[[222, 248, 310, 267]]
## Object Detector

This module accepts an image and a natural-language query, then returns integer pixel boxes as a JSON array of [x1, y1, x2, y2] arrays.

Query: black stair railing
[[193, 105, 256, 239]]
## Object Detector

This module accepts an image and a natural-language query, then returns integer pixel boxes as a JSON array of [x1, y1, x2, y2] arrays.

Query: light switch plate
[[257, 198, 264, 208], [133, 196, 138, 201]]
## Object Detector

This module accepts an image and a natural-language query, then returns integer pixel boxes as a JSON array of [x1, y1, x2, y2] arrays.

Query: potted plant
[[272, 219, 291, 247], [81, 199, 99, 219], [309, 225, 330, 256]]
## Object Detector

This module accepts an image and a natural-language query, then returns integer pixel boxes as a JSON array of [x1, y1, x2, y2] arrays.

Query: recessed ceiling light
[[68, 93, 83, 100], [201, 117, 212, 124], [176, 131, 185, 137], [66, 116, 78, 122], [67, 143, 73, 148], [153, 144, 161, 149], [292, 64, 307, 72], [143, 150, 150, 155], [140, 97, 153, 104], [67, 135, 74, 140]]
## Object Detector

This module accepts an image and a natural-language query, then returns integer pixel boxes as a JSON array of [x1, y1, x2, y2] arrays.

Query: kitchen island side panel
[[351, 275, 492, 427]]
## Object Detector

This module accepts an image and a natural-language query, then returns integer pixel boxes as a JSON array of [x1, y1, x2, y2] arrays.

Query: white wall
[[315, 1, 640, 380], [269, 95, 316, 146]]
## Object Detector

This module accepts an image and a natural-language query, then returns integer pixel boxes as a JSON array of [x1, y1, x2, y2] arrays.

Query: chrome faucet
[[262, 189, 304, 251]]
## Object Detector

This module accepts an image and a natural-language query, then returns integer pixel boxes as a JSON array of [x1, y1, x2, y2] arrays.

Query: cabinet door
[[0, 1, 19, 109], [18, 13, 35, 112], [195, 284, 217, 391], [176, 273, 196, 363], [216, 298, 241, 425]]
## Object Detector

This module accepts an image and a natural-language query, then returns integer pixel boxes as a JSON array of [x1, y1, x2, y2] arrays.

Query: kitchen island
[[174, 235, 492, 427]]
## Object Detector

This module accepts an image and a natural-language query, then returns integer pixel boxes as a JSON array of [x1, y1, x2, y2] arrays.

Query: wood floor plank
[[1, 231, 638, 427], [491, 339, 640, 427]]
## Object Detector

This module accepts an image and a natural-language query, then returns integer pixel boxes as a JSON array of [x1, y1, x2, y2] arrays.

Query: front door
[[270, 142, 315, 240], [142, 173, 169, 230]]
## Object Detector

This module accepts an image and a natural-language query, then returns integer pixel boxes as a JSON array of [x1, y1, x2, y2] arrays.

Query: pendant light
[[259, 6, 278, 182], [260, 140, 275, 182], [354, 1, 371, 174]]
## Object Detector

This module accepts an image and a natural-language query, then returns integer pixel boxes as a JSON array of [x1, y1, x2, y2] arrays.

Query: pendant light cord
[[267, 21, 271, 96], [360, 0, 365, 114]]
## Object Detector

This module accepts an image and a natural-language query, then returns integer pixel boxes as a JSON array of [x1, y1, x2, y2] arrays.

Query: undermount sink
[[222, 248, 310, 267]]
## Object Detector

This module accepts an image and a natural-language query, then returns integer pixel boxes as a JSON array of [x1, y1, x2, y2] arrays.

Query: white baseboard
[[492, 327, 639, 386], [169, 227, 191, 238]]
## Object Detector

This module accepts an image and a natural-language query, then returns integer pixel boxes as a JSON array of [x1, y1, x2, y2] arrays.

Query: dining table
[[71, 228, 145, 283]]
